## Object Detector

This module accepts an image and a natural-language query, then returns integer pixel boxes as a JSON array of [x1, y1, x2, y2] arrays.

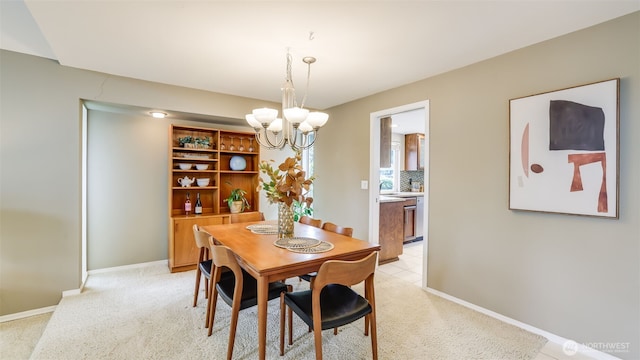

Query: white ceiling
[[1, 1, 637, 111]]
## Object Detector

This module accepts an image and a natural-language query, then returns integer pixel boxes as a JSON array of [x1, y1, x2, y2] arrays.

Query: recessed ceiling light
[[150, 111, 167, 119]]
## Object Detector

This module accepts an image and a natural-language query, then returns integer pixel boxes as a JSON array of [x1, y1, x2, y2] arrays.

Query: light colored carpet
[[29, 262, 547, 359], [1, 312, 52, 360]]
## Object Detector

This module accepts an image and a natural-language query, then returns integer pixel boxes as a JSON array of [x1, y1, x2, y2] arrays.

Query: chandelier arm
[[290, 131, 316, 151], [288, 128, 318, 151], [254, 129, 286, 150]]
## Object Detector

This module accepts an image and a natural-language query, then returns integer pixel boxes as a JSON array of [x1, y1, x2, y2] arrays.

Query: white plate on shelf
[[229, 156, 246, 171]]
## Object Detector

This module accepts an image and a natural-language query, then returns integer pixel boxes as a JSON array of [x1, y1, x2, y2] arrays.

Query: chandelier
[[245, 51, 329, 151]]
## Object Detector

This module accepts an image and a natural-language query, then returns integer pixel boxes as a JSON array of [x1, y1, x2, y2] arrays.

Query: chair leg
[[226, 294, 242, 360], [288, 306, 293, 346], [369, 312, 378, 360], [280, 292, 285, 356], [333, 327, 338, 335], [364, 315, 369, 336], [193, 267, 202, 307], [207, 283, 219, 336], [204, 275, 209, 299], [313, 319, 323, 360]]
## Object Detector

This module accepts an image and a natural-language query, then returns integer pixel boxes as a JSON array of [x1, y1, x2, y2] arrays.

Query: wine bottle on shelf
[[184, 192, 192, 215], [194, 192, 203, 215]]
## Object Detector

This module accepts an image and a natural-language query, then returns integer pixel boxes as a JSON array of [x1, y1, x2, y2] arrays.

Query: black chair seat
[[217, 269, 289, 310], [298, 272, 317, 282], [284, 284, 372, 330], [199, 259, 212, 278]]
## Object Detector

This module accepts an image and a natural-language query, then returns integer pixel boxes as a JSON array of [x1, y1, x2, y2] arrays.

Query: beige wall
[[0, 51, 282, 314], [315, 12, 639, 359], [1, 11, 638, 359]]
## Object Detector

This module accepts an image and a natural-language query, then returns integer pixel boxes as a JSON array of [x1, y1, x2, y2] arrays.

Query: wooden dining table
[[201, 221, 380, 360]]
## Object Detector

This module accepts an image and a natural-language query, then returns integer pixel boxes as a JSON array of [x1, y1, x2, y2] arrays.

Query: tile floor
[[377, 240, 598, 360], [377, 239, 424, 287]]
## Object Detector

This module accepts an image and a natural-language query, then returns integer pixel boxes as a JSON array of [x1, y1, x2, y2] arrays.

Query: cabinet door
[[404, 134, 418, 171], [171, 216, 229, 269], [379, 201, 404, 263], [404, 205, 416, 241], [417, 134, 425, 170]]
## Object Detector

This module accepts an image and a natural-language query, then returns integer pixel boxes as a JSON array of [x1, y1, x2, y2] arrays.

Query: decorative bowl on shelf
[[195, 164, 209, 170], [196, 178, 210, 187], [229, 156, 247, 171], [178, 163, 193, 170]]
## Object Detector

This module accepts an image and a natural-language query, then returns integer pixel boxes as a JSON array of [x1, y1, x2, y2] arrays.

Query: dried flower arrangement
[[257, 151, 314, 208]]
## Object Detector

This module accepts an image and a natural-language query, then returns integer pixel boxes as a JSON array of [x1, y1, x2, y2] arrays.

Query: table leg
[[257, 276, 268, 360]]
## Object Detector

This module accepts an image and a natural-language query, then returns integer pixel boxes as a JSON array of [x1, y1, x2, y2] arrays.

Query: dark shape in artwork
[[549, 100, 605, 151], [530, 164, 544, 174]]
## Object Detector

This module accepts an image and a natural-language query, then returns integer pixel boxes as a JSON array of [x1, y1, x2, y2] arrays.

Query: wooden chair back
[[321, 222, 353, 237], [313, 251, 377, 290], [311, 251, 378, 359], [299, 215, 321, 228], [192, 224, 211, 249], [208, 243, 243, 281], [230, 211, 265, 223]]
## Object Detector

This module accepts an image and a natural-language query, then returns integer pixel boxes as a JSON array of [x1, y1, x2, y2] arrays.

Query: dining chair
[[192, 224, 212, 308], [207, 242, 291, 360], [229, 211, 265, 223], [280, 251, 379, 360], [321, 221, 353, 237], [299, 221, 353, 285], [299, 215, 321, 228]]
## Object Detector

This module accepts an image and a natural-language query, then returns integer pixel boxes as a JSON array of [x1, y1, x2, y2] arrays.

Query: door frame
[[369, 100, 430, 288]]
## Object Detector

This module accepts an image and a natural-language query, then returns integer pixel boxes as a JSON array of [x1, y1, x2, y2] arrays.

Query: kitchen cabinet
[[403, 197, 417, 242], [168, 125, 261, 272], [378, 200, 404, 264], [405, 133, 425, 170]]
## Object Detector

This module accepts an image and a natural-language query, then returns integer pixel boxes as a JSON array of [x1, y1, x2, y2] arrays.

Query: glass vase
[[278, 202, 295, 238]]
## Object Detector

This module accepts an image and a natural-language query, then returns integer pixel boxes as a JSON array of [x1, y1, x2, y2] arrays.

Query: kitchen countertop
[[380, 195, 407, 203], [379, 192, 424, 203]]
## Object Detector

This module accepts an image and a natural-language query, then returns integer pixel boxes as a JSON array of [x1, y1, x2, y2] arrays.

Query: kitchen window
[[380, 141, 400, 192]]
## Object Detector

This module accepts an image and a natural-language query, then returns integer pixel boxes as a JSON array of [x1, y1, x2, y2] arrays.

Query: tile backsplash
[[400, 171, 424, 192]]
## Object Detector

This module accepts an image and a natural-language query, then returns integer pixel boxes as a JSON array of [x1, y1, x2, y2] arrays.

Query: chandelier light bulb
[[306, 112, 329, 128], [283, 107, 309, 125], [245, 114, 261, 128], [267, 118, 283, 133], [298, 121, 313, 134], [252, 108, 278, 126]]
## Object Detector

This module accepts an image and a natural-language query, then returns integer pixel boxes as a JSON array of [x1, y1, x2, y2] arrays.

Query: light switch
[[360, 180, 368, 190]]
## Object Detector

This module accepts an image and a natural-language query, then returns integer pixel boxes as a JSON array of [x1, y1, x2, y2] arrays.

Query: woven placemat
[[273, 237, 321, 249], [246, 224, 278, 235], [287, 241, 334, 253]]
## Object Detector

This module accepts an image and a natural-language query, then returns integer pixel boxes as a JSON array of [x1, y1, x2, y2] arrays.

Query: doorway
[[369, 100, 429, 288]]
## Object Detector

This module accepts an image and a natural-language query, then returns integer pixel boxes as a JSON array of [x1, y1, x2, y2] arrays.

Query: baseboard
[[425, 287, 622, 360], [0, 306, 56, 323]]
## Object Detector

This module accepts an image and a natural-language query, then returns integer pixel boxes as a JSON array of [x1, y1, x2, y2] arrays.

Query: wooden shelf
[[168, 125, 259, 273]]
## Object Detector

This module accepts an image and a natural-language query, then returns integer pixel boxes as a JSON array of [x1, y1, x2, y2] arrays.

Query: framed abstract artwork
[[509, 79, 619, 218]]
